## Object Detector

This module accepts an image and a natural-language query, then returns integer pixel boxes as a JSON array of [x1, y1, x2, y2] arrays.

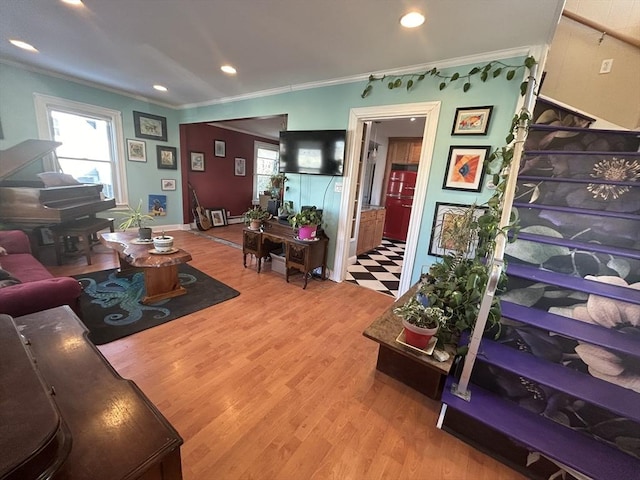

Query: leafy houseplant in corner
[[289, 207, 322, 240], [393, 296, 449, 349], [243, 206, 270, 231], [118, 200, 154, 240]]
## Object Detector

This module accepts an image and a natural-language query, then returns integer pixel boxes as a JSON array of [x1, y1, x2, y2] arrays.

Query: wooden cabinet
[[387, 138, 422, 165], [357, 208, 386, 255]]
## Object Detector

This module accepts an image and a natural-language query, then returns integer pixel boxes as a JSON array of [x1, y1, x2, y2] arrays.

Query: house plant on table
[[118, 199, 154, 240], [243, 206, 270, 231], [153, 231, 174, 252], [288, 207, 322, 240], [393, 296, 449, 349]]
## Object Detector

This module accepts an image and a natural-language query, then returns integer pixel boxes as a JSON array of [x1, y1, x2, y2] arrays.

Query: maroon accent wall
[[179, 123, 278, 223]]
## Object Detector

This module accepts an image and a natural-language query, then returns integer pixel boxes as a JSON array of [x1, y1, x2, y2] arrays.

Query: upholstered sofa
[[0, 230, 82, 317]]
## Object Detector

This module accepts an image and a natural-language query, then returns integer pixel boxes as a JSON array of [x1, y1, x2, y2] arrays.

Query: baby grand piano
[[0, 139, 116, 254]]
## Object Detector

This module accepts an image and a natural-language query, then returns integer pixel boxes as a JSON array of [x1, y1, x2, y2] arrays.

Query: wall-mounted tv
[[279, 129, 346, 176]]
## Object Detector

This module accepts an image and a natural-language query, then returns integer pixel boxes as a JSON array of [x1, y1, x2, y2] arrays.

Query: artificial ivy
[[361, 56, 537, 98]]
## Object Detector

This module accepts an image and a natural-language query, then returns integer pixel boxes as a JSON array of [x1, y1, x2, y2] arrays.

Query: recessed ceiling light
[[410, 117, 416, 122], [61, 0, 84, 6], [153, 85, 168, 92], [400, 12, 425, 28], [221, 65, 237, 75], [9, 39, 38, 52]]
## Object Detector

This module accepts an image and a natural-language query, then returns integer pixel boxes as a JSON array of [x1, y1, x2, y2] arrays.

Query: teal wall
[[1, 57, 525, 282]]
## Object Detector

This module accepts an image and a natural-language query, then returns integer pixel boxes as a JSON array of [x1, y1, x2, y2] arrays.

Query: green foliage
[[118, 199, 154, 230], [243, 206, 270, 223], [360, 56, 536, 98], [393, 296, 449, 330], [289, 207, 323, 227]]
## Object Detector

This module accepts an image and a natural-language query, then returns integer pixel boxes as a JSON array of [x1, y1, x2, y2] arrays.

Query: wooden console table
[[242, 219, 328, 289], [363, 285, 456, 400], [100, 232, 192, 304], [11, 306, 183, 479]]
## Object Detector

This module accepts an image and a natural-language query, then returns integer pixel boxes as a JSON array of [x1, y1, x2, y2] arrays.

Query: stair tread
[[523, 149, 640, 156], [513, 202, 640, 221], [441, 376, 640, 480], [477, 339, 640, 422], [511, 231, 640, 260], [529, 123, 640, 138], [501, 301, 640, 357], [518, 174, 639, 187], [506, 264, 640, 305]]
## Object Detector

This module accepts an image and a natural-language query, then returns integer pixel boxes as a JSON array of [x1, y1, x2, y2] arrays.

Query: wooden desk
[[242, 220, 329, 289], [13, 306, 183, 480], [100, 232, 192, 304], [363, 285, 456, 400]]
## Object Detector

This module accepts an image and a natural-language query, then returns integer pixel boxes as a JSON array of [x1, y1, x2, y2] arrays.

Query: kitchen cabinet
[[388, 138, 422, 165], [357, 208, 386, 255]]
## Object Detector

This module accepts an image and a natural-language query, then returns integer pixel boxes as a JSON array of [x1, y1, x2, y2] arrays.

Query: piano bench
[[52, 217, 115, 266]]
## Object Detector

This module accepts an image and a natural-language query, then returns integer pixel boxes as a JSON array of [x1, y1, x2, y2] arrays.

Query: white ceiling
[[0, 0, 565, 108]]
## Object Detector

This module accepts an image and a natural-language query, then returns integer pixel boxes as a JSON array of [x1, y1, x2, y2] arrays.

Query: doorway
[[334, 102, 441, 297]]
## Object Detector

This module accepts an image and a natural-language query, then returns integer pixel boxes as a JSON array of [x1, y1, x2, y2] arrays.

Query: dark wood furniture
[[8, 306, 183, 479], [242, 219, 329, 289], [363, 285, 455, 400], [52, 216, 115, 265], [100, 232, 192, 304]]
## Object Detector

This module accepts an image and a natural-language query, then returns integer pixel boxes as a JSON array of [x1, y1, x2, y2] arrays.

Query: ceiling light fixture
[[153, 85, 168, 92], [9, 39, 38, 52], [221, 65, 237, 75], [61, 0, 84, 6], [410, 117, 416, 122], [400, 12, 425, 28]]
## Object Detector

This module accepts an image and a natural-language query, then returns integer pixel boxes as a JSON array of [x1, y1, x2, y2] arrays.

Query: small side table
[[52, 217, 114, 265]]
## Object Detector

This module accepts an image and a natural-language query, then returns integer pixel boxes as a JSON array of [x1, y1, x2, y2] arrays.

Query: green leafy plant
[[289, 207, 322, 227], [243, 206, 270, 223], [393, 296, 449, 330], [361, 56, 537, 98], [118, 200, 154, 230]]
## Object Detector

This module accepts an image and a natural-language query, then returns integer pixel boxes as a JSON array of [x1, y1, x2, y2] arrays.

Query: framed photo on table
[[190, 151, 205, 171], [442, 145, 491, 192], [429, 202, 486, 258], [451, 106, 493, 135], [157, 145, 178, 170], [133, 111, 168, 141], [126, 138, 146, 162]]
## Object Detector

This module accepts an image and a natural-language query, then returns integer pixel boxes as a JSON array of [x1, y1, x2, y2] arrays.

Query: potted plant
[[393, 296, 449, 349], [289, 207, 322, 240], [243, 206, 270, 230], [153, 230, 174, 253], [269, 173, 288, 200], [118, 200, 154, 240]]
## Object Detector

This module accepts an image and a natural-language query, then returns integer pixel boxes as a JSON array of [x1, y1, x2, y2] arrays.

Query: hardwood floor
[[48, 230, 523, 480]]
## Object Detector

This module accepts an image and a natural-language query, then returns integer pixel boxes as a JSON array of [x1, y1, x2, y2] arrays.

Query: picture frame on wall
[[133, 111, 168, 141], [214, 140, 226, 157], [451, 106, 493, 135], [209, 208, 227, 227], [428, 202, 486, 258], [190, 151, 205, 171], [442, 145, 491, 192], [126, 138, 146, 162], [157, 145, 178, 170], [161, 178, 176, 191], [234, 157, 246, 176]]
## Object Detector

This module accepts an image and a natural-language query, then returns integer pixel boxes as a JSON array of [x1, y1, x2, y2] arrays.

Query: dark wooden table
[[100, 232, 192, 304], [363, 285, 456, 400], [14, 306, 183, 479]]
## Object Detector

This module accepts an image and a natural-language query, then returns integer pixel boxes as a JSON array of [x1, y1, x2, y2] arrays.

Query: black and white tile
[[345, 239, 405, 297]]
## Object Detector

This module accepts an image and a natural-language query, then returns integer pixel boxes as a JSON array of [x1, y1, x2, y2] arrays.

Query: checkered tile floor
[[345, 239, 405, 297]]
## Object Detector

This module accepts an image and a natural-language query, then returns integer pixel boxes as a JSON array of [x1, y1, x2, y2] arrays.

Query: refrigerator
[[383, 169, 416, 242]]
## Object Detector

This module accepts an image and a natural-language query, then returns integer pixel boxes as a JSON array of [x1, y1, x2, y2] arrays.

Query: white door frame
[[333, 101, 441, 297]]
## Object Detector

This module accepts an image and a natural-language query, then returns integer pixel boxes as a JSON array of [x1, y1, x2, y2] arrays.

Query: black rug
[[74, 264, 239, 345]]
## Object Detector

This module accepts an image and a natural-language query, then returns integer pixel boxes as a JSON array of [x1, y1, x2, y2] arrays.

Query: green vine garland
[[361, 56, 537, 98]]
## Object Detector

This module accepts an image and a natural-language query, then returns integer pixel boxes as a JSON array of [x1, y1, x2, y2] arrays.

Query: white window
[[34, 94, 128, 205], [253, 141, 279, 201]]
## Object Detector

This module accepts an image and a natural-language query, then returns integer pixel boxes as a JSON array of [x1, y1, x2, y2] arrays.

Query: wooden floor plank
[[46, 229, 525, 480]]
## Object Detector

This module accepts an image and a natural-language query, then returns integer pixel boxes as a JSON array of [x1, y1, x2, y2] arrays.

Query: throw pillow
[[0, 268, 21, 288]]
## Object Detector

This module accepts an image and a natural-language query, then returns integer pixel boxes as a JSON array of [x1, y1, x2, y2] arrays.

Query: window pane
[[256, 175, 271, 195], [58, 158, 114, 199], [51, 110, 111, 161]]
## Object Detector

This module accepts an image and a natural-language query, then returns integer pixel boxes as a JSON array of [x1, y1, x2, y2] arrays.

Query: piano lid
[[0, 139, 62, 181]]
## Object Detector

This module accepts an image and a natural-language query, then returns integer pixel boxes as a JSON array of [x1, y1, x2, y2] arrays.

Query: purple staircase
[[440, 98, 640, 479]]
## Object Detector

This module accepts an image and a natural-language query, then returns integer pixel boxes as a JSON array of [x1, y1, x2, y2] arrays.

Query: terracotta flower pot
[[402, 318, 438, 349], [249, 219, 262, 231]]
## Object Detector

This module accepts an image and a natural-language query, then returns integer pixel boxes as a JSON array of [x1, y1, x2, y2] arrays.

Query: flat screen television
[[279, 129, 346, 176]]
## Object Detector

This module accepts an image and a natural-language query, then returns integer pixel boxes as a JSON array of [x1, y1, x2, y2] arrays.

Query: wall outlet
[[334, 182, 343, 193], [600, 58, 613, 74]]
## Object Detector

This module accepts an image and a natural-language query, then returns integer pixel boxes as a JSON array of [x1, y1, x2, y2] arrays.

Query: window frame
[[253, 140, 279, 202], [34, 93, 129, 206]]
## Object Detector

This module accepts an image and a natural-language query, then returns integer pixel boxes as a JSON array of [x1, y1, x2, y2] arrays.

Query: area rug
[[74, 264, 239, 345]]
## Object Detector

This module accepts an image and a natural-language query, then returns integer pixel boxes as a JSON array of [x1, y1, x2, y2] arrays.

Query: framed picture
[[443, 145, 491, 192], [214, 140, 226, 157], [161, 178, 176, 191], [157, 145, 178, 170], [209, 208, 227, 227], [190, 151, 205, 171], [148, 194, 167, 217], [126, 138, 146, 162], [234, 157, 246, 176], [451, 106, 493, 135], [429, 202, 486, 258], [133, 111, 168, 141]]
